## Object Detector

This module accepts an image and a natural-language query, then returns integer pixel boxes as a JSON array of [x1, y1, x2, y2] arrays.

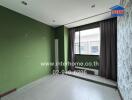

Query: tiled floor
[[65, 71, 117, 88], [2, 75, 121, 100]]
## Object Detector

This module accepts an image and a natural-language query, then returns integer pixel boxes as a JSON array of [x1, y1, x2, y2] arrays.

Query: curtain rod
[[64, 11, 111, 25]]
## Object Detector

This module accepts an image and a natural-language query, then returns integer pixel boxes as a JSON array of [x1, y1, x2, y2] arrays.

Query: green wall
[[55, 26, 64, 72], [64, 27, 69, 71], [0, 6, 55, 94], [55, 26, 69, 71]]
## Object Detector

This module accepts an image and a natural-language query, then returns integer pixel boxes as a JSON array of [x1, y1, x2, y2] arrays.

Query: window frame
[[74, 27, 100, 56]]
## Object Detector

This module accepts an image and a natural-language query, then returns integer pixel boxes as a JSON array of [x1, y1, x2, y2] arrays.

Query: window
[[74, 27, 100, 55], [74, 31, 79, 54]]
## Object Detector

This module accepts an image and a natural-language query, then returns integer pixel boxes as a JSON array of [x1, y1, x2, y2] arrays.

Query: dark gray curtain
[[69, 28, 76, 71], [99, 18, 117, 81]]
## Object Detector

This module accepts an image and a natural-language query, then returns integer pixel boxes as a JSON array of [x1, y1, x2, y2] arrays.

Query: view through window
[[74, 27, 100, 55]]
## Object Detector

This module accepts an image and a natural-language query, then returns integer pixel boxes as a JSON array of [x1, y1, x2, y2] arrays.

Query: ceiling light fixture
[[91, 4, 95, 8], [21, 1, 28, 5], [52, 20, 56, 22]]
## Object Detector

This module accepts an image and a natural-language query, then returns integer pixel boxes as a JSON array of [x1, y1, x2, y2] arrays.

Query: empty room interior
[[0, 0, 132, 100]]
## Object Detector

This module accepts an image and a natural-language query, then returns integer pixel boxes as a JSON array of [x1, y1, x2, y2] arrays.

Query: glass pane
[[74, 31, 79, 54], [80, 28, 100, 55]]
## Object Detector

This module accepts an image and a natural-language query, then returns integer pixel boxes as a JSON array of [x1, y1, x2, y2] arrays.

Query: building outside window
[[74, 27, 100, 55]]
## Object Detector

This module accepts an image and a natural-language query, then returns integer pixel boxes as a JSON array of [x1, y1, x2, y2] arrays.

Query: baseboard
[[0, 88, 17, 98], [117, 88, 124, 100]]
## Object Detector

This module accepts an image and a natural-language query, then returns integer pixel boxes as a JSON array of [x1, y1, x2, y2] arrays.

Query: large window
[[74, 27, 100, 55]]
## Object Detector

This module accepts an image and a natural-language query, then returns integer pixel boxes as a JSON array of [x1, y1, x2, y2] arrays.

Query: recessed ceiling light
[[21, 1, 28, 5], [52, 20, 56, 22], [91, 4, 95, 8]]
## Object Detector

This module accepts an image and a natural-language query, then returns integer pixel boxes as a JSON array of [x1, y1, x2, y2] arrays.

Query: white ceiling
[[0, 0, 120, 28]]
